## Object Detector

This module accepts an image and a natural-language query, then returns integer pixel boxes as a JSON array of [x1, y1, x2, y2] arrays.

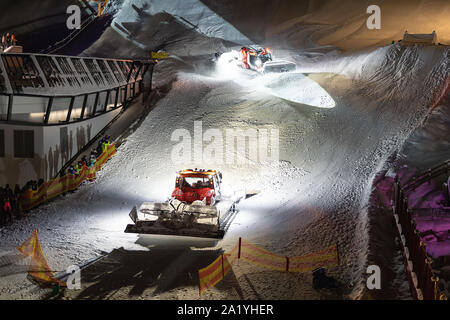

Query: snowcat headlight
[[255, 59, 262, 67]]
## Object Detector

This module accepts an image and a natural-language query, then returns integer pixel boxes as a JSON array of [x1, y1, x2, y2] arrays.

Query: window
[[84, 59, 105, 86], [107, 60, 124, 83], [56, 57, 80, 87], [2, 55, 45, 93], [36, 55, 65, 87], [97, 60, 116, 86], [0, 130, 4, 157], [14, 130, 34, 158], [71, 58, 93, 85], [116, 61, 131, 81]]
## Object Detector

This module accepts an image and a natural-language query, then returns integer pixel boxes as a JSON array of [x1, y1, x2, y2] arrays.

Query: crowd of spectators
[[0, 135, 112, 227], [67, 135, 111, 176]]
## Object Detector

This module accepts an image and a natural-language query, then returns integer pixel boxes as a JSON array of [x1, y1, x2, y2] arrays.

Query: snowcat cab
[[239, 46, 296, 73], [125, 169, 243, 239], [240, 46, 272, 71], [172, 169, 222, 205]]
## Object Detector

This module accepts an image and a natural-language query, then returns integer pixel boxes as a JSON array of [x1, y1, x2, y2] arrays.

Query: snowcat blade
[[129, 206, 138, 223], [263, 60, 296, 73], [124, 221, 225, 239]]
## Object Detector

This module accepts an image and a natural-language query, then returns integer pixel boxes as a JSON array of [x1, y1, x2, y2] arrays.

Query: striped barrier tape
[[198, 243, 239, 294], [240, 238, 286, 272], [19, 144, 116, 211], [289, 243, 339, 272], [198, 237, 339, 295]]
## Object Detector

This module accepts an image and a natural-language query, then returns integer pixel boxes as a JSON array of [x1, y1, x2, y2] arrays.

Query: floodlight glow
[[214, 53, 336, 108]]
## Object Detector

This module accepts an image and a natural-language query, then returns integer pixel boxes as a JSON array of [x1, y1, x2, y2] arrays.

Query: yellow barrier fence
[[19, 144, 116, 211], [198, 237, 339, 295]]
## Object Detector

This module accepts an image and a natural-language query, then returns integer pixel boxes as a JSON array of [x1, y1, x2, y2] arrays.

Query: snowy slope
[[0, 43, 448, 299], [97, 0, 450, 53], [0, 0, 449, 300]]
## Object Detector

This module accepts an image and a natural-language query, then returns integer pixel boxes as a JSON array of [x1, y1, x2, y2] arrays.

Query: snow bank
[[112, 0, 250, 48]]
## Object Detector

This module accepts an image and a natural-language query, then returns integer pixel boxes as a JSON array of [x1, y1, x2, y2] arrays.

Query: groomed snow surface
[[0, 42, 447, 299], [1, 0, 450, 298]]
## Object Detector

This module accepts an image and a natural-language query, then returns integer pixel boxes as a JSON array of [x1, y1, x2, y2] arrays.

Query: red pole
[[238, 237, 242, 259]]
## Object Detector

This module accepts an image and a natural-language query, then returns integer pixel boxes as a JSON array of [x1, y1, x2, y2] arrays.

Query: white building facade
[[0, 52, 153, 186]]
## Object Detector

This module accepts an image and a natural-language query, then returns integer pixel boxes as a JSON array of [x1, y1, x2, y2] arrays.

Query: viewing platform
[[0, 51, 155, 186]]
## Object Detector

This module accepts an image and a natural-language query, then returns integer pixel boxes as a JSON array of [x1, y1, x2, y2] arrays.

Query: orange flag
[[17, 229, 37, 257], [17, 229, 66, 287]]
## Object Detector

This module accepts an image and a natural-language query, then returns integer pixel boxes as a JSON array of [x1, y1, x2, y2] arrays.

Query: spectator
[[75, 161, 83, 175], [96, 143, 103, 158], [90, 149, 98, 158], [100, 135, 111, 153], [14, 184, 21, 196], [23, 180, 33, 193], [0, 199, 5, 226], [3, 197, 13, 224], [81, 155, 88, 167], [101, 140, 108, 153], [68, 165, 76, 175], [12, 185, 22, 220], [4, 184, 12, 198], [89, 154, 96, 167]]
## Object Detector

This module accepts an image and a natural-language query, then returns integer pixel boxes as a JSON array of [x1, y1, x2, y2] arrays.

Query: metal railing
[[403, 160, 450, 193], [393, 171, 449, 300]]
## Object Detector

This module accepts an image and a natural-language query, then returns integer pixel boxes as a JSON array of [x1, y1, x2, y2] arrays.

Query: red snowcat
[[125, 169, 243, 239]]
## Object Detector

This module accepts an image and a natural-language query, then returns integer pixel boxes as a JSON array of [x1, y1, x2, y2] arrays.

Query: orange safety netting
[[240, 238, 286, 271], [198, 238, 339, 295], [19, 144, 116, 211], [17, 229, 66, 287], [289, 243, 339, 272], [198, 243, 239, 294]]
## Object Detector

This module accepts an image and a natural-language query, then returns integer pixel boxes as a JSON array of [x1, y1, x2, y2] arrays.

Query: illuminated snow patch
[[214, 50, 244, 79], [252, 73, 336, 108], [214, 53, 335, 108]]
